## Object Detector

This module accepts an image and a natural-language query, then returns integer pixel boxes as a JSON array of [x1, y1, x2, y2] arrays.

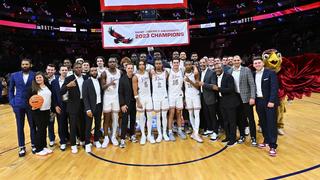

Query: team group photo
[[0, 0, 319, 179]]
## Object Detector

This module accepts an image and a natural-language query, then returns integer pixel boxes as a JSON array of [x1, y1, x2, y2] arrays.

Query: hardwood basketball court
[[0, 94, 319, 179]]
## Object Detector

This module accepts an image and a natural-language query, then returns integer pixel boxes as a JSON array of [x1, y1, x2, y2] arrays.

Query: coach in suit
[[51, 65, 69, 151], [9, 58, 35, 157], [118, 63, 137, 148], [230, 55, 257, 145], [253, 57, 279, 157], [82, 67, 103, 153], [213, 63, 240, 146], [198, 58, 218, 141], [61, 62, 88, 154]]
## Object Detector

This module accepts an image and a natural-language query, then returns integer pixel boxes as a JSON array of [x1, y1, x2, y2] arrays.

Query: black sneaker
[[221, 138, 229, 143], [227, 141, 237, 147], [251, 138, 258, 147], [237, 136, 245, 144], [19, 147, 26, 157], [31, 145, 36, 154]]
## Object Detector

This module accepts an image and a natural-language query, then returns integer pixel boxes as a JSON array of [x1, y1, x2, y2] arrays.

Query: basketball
[[29, 95, 44, 109]]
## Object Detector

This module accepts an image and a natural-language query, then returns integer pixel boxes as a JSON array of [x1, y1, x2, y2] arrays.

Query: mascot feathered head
[[262, 49, 282, 73]]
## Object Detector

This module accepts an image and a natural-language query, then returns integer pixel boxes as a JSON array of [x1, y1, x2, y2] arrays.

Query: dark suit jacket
[[82, 78, 102, 113], [51, 76, 66, 109], [253, 68, 279, 105], [60, 74, 88, 114], [200, 68, 217, 105], [217, 73, 240, 108], [9, 71, 35, 108], [118, 73, 135, 107]]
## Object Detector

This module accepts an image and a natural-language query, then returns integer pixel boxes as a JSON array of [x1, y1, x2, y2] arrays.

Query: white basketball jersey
[[104, 68, 121, 96], [136, 71, 151, 97], [152, 71, 168, 100], [184, 72, 200, 98], [97, 67, 107, 78], [168, 69, 184, 97]]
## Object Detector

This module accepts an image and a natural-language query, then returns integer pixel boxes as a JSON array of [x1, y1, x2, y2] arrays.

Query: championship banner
[[100, 0, 187, 11], [102, 20, 189, 49]]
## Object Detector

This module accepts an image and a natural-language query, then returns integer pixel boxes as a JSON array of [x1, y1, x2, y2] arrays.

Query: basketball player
[[100, 56, 121, 147], [151, 59, 170, 142], [132, 59, 155, 144], [96, 56, 106, 78], [168, 58, 186, 141], [184, 60, 203, 143]]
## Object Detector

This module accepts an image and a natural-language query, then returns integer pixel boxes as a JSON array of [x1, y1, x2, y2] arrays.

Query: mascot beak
[[268, 52, 279, 66]]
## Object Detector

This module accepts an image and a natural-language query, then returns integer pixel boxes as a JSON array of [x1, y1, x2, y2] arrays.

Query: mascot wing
[[279, 53, 320, 100]]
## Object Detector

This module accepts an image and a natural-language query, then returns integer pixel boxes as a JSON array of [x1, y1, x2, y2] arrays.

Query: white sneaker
[[102, 137, 109, 148], [36, 149, 48, 156], [156, 134, 162, 143], [94, 141, 102, 148], [130, 135, 138, 143], [203, 130, 213, 137], [140, 134, 146, 145], [85, 144, 92, 153], [111, 136, 119, 146], [71, 145, 78, 154], [119, 139, 126, 148], [60, 144, 66, 151], [79, 141, 85, 146], [245, 126, 250, 135], [147, 135, 156, 144], [210, 133, 217, 141], [278, 128, 285, 135], [193, 134, 203, 143], [44, 147, 53, 154], [163, 133, 170, 141], [49, 141, 55, 147]]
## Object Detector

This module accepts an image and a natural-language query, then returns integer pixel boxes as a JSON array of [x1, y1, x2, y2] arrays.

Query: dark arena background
[[0, 0, 319, 179]]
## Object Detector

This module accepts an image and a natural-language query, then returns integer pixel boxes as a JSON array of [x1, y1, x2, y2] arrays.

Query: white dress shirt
[[200, 68, 208, 93], [48, 75, 55, 85], [59, 77, 69, 101], [67, 70, 73, 77], [217, 72, 224, 97], [255, 68, 264, 97], [23, 73, 29, 84], [75, 75, 84, 99], [91, 77, 101, 104], [232, 66, 241, 93], [58, 77, 65, 88]]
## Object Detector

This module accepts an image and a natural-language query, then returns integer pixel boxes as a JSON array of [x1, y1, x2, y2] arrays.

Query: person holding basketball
[[27, 72, 54, 156]]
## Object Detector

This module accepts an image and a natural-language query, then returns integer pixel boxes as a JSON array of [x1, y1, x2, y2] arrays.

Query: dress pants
[[120, 101, 137, 139], [237, 102, 256, 138], [220, 102, 237, 143], [56, 102, 68, 145], [13, 107, 35, 147], [85, 103, 102, 145], [255, 98, 278, 149], [201, 93, 217, 133], [69, 100, 86, 146], [33, 110, 50, 152]]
